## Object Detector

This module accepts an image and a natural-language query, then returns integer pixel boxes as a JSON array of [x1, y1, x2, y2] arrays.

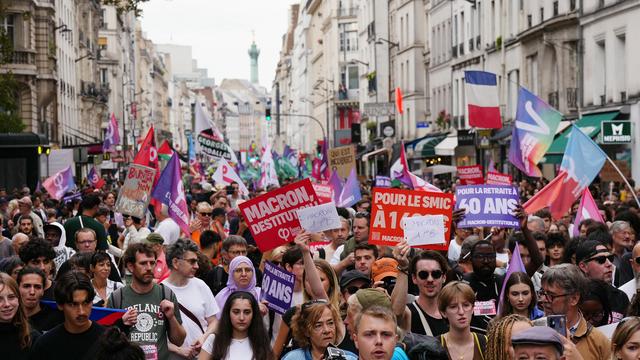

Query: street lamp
[[75, 52, 94, 62], [375, 37, 399, 48], [349, 59, 369, 66]]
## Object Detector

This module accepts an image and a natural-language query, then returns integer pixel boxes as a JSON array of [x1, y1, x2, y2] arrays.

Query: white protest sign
[[402, 214, 446, 246], [296, 202, 342, 233]]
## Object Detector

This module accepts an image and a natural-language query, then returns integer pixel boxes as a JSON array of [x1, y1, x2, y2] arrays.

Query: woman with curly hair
[[284, 299, 356, 360], [0, 272, 40, 359], [485, 314, 532, 360], [199, 291, 273, 360]]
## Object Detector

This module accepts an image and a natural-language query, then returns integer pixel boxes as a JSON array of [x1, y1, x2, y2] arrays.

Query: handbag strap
[[178, 302, 205, 334], [411, 301, 433, 337]]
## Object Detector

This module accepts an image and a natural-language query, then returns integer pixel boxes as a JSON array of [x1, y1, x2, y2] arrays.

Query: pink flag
[[572, 188, 605, 237], [43, 166, 76, 200]]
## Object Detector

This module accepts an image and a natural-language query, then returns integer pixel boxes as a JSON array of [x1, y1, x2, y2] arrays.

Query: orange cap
[[371, 258, 399, 283]]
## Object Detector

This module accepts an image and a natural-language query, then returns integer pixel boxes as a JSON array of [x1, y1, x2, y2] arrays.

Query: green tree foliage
[[0, 4, 24, 133], [102, 0, 151, 17]]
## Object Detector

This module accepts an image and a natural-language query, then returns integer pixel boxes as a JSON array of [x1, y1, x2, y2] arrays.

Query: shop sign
[[601, 121, 631, 144]]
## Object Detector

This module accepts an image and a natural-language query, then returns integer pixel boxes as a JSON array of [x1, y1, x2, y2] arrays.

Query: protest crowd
[[2, 125, 640, 360]]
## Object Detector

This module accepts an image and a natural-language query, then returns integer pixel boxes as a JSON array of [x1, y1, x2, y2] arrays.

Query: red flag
[[134, 126, 162, 216], [523, 171, 576, 219], [395, 88, 403, 115]]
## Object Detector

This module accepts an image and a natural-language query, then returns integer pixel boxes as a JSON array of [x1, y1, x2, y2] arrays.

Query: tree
[[0, 3, 24, 133], [102, 0, 151, 17]]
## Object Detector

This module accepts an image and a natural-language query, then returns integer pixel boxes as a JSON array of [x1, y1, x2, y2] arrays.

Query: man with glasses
[[340, 270, 372, 304], [331, 212, 370, 275], [539, 264, 611, 360], [68, 227, 122, 283], [391, 241, 449, 337], [63, 195, 110, 251], [162, 239, 219, 359], [576, 239, 629, 322], [108, 243, 186, 360]]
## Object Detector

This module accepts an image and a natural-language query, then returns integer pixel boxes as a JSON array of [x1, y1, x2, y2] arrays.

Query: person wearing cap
[[575, 239, 629, 323], [43, 222, 75, 271], [146, 233, 170, 282], [510, 326, 564, 360], [13, 196, 44, 238], [340, 270, 372, 304], [371, 257, 398, 294], [391, 239, 449, 337], [539, 264, 611, 360]]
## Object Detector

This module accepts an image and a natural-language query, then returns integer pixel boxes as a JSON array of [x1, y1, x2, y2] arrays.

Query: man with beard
[[17, 267, 63, 331], [13, 196, 44, 237], [108, 243, 186, 359], [16, 215, 36, 237], [317, 217, 350, 261], [331, 212, 370, 275], [30, 271, 106, 360]]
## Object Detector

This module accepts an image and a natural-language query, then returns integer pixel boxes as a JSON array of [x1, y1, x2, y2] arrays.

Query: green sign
[[601, 121, 631, 144]]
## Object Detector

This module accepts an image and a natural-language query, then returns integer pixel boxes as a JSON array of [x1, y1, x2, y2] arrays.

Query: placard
[[328, 145, 356, 179], [369, 188, 454, 250], [403, 215, 446, 247], [375, 176, 392, 188], [261, 261, 295, 315], [455, 185, 520, 228], [312, 183, 333, 204], [485, 171, 513, 186], [297, 202, 342, 233], [239, 179, 320, 252], [114, 164, 156, 218], [457, 165, 484, 185]]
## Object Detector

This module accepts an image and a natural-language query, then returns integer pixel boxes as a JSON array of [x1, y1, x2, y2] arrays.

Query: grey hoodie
[[49, 222, 75, 271]]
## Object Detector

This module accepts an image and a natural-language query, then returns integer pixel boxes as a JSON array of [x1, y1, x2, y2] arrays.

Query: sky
[[140, 0, 297, 90]]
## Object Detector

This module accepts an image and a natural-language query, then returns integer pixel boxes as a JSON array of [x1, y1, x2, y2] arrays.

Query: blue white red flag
[[151, 153, 191, 235], [41, 300, 125, 326], [524, 125, 607, 219], [464, 71, 501, 129], [43, 166, 76, 200]]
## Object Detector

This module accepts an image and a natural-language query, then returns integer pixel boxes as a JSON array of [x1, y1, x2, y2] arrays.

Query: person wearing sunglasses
[[162, 239, 220, 359], [539, 264, 611, 360], [576, 239, 629, 323], [339, 270, 371, 305], [189, 202, 216, 248], [391, 239, 449, 338]]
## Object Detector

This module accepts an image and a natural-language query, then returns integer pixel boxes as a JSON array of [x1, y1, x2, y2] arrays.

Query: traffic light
[[265, 108, 272, 121]]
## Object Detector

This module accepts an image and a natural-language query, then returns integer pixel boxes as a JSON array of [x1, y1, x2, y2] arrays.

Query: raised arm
[[295, 232, 328, 300]]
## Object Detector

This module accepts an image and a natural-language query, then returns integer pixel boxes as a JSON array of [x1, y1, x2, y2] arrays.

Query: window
[[347, 66, 358, 90], [100, 9, 106, 29], [339, 23, 358, 52], [553, 1, 559, 16], [100, 68, 109, 86], [526, 54, 539, 94], [1, 14, 15, 47], [528, 14, 532, 28], [615, 33, 626, 102], [539, 7, 544, 23], [596, 39, 606, 104]]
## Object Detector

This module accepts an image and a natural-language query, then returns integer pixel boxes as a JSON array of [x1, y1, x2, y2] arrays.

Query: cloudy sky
[[140, 0, 298, 89]]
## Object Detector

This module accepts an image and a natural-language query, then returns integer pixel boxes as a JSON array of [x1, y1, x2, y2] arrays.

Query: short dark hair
[[336, 207, 351, 220], [532, 232, 548, 243], [54, 271, 95, 305], [18, 216, 33, 224], [18, 238, 55, 264], [80, 195, 101, 211], [211, 207, 226, 218], [0, 256, 24, 275], [282, 245, 303, 267], [199, 230, 221, 250], [91, 251, 111, 267], [222, 235, 247, 252], [123, 243, 156, 267], [354, 212, 370, 226], [67, 252, 93, 274], [586, 229, 613, 248], [409, 250, 449, 276], [546, 233, 566, 248], [17, 266, 46, 287], [96, 327, 145, 360], [534, 209, 552, 220], [354, 243, 378, 258], [470, 239, 495, 256], [166, 239, 200, 270]]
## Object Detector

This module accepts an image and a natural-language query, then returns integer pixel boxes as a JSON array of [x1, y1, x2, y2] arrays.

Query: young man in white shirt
[[154, 204, 181, 246]]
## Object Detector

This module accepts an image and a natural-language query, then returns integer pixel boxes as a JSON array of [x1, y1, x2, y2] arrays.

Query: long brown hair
[[611, 317, 640, 360], [0, 272, 33, 349], [498, 271, 537, 318]]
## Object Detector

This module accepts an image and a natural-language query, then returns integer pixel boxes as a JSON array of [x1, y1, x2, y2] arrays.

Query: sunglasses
[[346, 284, 370, 295], [635, 257, 640, 265], [417, 270, 443, 280], [586, 254, 615, 265], [199, 212, 213, 216]]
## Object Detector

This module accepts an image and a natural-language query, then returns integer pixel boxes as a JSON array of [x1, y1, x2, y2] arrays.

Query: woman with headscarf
[[215, 255, 266, 316]]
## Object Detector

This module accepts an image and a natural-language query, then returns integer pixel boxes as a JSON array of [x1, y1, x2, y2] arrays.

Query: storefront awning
[[412, 135, 448, 157], [435, 136, 458, 156], [546, 111, 619, 154], [362, 148, 390, 162], [490, 123, 513, 141]]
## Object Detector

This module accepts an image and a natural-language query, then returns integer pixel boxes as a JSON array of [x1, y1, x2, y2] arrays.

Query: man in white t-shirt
[[447, 227, 472, 262], [620, 241, 640, 300], [155, 204, 181, 246], [162, 239, 219, 359]]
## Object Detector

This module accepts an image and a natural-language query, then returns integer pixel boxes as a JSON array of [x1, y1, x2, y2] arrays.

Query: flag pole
[[606, 156, 640, 208]]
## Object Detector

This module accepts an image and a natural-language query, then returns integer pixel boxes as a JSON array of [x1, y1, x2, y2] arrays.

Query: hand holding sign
[[296, 202, 342, 233], [402, 215, 446, 247]]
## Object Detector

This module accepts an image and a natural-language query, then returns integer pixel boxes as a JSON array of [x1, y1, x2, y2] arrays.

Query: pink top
[[154, 251, 170, 283]]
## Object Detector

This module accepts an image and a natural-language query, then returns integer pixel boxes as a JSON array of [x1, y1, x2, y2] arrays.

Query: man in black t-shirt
[[31, 271, 105, 360]]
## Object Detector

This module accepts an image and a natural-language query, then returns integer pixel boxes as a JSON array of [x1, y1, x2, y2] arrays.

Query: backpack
[[109, 283, 173, 310]]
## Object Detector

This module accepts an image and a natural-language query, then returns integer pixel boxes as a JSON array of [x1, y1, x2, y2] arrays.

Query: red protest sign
[[486, 171, 513, 186], [369, 188, 454, 251], [458, 165, 484, 185], [239, 179, 320, 252], [312, 183, 333, 204]]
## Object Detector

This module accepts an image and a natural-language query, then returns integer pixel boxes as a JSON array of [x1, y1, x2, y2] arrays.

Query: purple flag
[[497, 242, 527, 315], [42, 166, 76, 200], [103, 113, 120, 153], [328, 170, 344, 204], [87, 166, 105, 188], [338, 168, 361, 207], [151, 153, 190, 235]]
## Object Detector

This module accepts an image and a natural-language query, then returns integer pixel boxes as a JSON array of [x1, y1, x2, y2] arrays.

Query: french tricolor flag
[[464, 71, 502, 129]]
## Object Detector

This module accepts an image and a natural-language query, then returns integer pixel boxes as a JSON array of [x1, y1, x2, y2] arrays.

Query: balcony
[[548, 91, 559, 109], [80, 81, 109, 103], [337, 7, 358, 18], [566, 87, 577, 109], [10, 50, 36, 65]]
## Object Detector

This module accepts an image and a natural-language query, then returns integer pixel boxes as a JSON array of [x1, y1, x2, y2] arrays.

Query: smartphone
[[546, 315, 567, 337], [226, 185, 234, 195]]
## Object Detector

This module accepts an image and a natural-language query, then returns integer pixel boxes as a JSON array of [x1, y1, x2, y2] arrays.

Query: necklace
[[446, 334, 474, 360]]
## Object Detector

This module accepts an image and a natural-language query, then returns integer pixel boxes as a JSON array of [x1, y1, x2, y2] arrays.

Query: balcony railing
[[548, 91, 559, 109], [566, 87, 577, 109], [10, 51, 36, 65], [80, 81, 109, 103], [338, 7, 358, 17]]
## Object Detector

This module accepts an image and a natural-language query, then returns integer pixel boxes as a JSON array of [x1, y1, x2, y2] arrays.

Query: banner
[[457, 165, 484, 185], [455, 185, 520, 228], [239, 179, 320, 252], [312, 183, 333, 204], [485, 171, 513, 186], [261, 261, 295, 315], [375, 176, 392, 188], [403, 215, 446, 247], [369, 188, 454, 250], [115, 164, 156, 218], [297, 202, 342, 233], [328, 145, 356, 179]]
